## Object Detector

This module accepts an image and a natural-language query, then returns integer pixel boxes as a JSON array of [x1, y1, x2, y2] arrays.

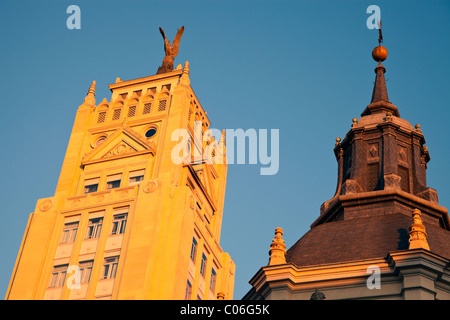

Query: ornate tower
[[6, 29, 235, 300], [312, 41, 445, 230], [244, 33, 450, 300]]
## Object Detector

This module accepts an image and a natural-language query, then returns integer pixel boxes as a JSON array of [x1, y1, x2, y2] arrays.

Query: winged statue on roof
[[157, 26, 185, 74]]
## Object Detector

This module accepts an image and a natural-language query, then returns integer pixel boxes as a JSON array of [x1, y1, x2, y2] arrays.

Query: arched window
[[126, 93, 139, 118], [156, 87, 170, 112], [110, 97, 124, 121], [142, 91, 155, 115], [95, 100, 109, 124]]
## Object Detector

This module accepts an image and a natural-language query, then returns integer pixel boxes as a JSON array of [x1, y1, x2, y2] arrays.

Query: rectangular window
[[106, 174, 122, 190], [210, 268, 217, 292], [101, 256, 119, 279], [200, 253, 207, 278], [190, 237, 198, 262], [79, 260, 94, 283], [49, 264, 68, 288], [185, 280, 192, 300], [128, 169, 145, 186], [83, 178, 99, 194], [60, 222, 78, 244], [111, 212, 128, 235], [85, 217, 103, 239], [128, 175, 143, 185]]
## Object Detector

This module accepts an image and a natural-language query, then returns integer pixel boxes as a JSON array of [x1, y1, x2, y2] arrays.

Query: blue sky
[[0, 0, 449, 300]]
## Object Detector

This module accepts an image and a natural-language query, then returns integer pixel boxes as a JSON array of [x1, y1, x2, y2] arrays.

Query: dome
[[286, 213, 450, 268]]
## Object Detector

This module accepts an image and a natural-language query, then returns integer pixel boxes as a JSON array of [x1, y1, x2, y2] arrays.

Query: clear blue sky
[[1, 0, 449, 300]]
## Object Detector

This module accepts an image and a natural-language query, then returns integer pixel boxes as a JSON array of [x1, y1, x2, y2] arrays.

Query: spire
[[371, 62, 389, 103], [268, 227, 286, 265], [408, 209, 430, 250], [83, 80, 96, 106], [361, 24, 400, 117], [178, 61, 191, 87], [183, 61, 190, 75], [370, 22, 389, 103]]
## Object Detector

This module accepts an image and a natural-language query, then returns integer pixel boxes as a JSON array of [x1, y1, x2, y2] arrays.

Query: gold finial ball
[[415, 124, 421, 129], [372, 45, 388, 62], [352, 118, 358, 123], [336, 137, 341, 143]]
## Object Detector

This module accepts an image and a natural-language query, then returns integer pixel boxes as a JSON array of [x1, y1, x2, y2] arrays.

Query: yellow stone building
[[6, 61, 235, 300]]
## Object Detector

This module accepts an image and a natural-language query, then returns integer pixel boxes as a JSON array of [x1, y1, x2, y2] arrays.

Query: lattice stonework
[[143, 103, 152, 114], [112, 109, 121, 120], [128, 106, 136, 117], [97, 112, 106, 124], [158, 100, 167, 112]]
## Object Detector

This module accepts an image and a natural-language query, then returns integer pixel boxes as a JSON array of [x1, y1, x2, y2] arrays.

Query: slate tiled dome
[[286, 213, 450, 268]]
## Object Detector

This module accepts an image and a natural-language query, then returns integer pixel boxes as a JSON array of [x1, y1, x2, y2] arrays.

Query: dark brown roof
[[286, 213, 450, 268]]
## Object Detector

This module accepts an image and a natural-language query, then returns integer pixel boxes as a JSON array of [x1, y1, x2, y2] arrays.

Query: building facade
[[244, 42, 450, 300], [6, 62, 235, 300]]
